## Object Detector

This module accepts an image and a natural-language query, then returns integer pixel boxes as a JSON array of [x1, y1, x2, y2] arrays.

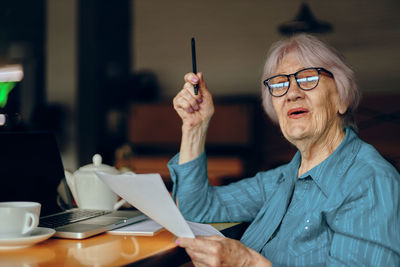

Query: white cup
[[0, 202, 41, 238]]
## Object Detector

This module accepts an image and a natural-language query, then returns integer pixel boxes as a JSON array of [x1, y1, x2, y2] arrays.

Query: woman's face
[[271, 52, 345, 145]]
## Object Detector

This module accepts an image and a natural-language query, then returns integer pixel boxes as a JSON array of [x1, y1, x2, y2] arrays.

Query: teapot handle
[[64, 170, 80, 207], [113, 199, 127, 210]]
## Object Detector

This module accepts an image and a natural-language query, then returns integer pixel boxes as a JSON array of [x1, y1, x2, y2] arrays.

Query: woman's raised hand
[[173, 72, 215, 164], [173, 72, 214, 131]]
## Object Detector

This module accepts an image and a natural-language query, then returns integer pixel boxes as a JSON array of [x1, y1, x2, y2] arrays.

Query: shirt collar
[[297, 127, 361, 197], [281, 150, 301, 184]]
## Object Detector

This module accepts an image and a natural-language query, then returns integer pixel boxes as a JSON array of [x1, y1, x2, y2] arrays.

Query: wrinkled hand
[[176, 236, 271, 267], [173, 72, 214, 131]]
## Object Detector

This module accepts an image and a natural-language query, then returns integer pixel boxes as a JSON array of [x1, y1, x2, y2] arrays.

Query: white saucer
[[0, 227, 55, 250]]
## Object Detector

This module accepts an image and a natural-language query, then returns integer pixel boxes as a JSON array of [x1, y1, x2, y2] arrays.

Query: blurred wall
[[43, 0, 400, 169], [132, 0, 400, 97]]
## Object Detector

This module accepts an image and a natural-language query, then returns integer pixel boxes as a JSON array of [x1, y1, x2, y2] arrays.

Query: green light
[[0, 82, 16, 108]]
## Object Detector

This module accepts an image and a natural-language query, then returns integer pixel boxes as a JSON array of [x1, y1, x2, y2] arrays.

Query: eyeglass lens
[[268, 68, 320, 96]]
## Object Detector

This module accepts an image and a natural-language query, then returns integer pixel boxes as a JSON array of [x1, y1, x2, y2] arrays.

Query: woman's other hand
[[173, 72, 215, 164], [176, 236, 272, 267]]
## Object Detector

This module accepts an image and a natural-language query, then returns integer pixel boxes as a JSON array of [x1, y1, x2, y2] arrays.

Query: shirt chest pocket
[[288, 216, 331, 257]]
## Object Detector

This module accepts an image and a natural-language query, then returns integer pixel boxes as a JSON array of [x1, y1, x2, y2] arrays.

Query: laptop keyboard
[[39, 209, 112, 228]]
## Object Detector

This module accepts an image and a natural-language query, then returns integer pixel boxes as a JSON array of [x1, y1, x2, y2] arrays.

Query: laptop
[[0, 131, 147, 239]]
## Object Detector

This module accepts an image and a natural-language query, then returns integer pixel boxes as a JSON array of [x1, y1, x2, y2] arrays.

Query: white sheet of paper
[[96, 172, 195, 238], [187, 221, 225, 237]]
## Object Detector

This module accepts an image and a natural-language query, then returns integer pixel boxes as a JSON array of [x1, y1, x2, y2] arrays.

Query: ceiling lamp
[[278, 3, 333, 35]]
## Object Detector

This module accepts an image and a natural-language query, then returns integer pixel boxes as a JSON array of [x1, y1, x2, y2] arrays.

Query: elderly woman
[[168, 34, 400, 266]]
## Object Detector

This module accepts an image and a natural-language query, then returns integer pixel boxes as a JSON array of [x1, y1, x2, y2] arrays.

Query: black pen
[[191, 37, 199, 95]]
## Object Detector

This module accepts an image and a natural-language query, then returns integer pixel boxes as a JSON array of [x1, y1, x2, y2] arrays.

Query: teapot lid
[[79, 154, 119, 174]]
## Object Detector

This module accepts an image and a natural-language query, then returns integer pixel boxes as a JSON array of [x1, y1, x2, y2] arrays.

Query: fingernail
[[197, 98, 203, 103], [194, 105, 199, 110], [175, 239, 180, 245], [189, 107, 194, 113], [192, 77, 199, 83]]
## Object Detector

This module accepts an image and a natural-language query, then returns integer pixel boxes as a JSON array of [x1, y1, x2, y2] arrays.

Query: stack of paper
[[108, 218, 223, 237], [108, 219, 164, 236]]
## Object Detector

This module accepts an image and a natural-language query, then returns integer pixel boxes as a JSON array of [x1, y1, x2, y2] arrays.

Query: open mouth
[[287, 108, 309, 118]]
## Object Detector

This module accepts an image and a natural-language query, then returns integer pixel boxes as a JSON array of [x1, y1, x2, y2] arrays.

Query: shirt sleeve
[[167, 152, 267, 223], [326, 169, 400, 266]]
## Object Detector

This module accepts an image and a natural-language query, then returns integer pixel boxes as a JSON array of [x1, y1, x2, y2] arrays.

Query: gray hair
[[261, 34, 361, 130]]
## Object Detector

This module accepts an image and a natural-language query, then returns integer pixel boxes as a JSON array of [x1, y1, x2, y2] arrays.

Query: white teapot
[[65, 154, 125, 210]]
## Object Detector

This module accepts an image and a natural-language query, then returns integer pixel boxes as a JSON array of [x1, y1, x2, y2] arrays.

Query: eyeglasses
[[263, 67, 334, 97]]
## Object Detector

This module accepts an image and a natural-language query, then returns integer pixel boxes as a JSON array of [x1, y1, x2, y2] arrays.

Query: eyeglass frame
[[263, 67, 334, 97]]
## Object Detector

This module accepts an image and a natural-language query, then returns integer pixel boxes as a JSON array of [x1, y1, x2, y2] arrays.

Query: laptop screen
[[0, 132, 66, 216]]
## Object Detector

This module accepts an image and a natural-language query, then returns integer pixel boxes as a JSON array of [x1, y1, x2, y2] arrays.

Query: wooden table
[[0, 223, 244, 266]]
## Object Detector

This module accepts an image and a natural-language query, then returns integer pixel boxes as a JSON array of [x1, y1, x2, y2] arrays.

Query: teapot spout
[[64, 170, 79, 207]]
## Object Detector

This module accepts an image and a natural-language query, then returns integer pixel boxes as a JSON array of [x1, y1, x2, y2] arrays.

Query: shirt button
[[306, 219, 310, 223], [305, 226, 309, 230]]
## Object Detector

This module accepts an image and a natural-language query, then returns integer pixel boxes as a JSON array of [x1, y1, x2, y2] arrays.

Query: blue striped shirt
[[168, 128, 400, 266]]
